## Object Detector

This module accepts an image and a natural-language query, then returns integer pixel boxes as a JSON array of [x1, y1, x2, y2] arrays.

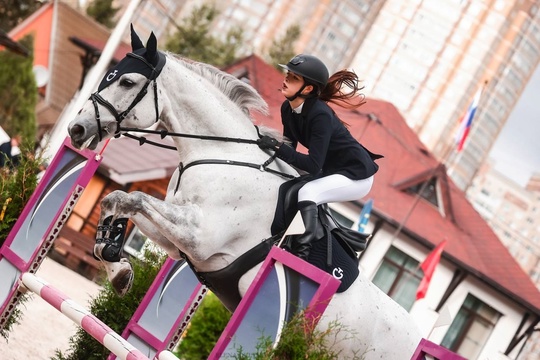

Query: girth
[[182, 233, 282, 312]]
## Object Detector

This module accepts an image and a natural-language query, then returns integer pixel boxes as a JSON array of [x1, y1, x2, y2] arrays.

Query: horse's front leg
[[94, 190, 201, 296]]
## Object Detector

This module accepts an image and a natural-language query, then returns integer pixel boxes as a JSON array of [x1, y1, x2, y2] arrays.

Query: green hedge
[[0, 141, 41, 339], [175, 292, 231, 359]]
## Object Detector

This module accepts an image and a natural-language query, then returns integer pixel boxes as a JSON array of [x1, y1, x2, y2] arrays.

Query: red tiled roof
[[224, 55, 540, 314]]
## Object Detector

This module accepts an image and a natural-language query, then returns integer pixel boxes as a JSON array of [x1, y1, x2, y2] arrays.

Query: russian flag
[[455, 82, 486, 152]]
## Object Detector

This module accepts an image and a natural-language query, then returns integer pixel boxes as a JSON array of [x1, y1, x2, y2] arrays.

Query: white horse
[[68, 28, 422, 359]]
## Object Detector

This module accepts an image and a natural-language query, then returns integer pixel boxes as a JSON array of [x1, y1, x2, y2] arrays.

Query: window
[[441, 294, 500, 359], [67, 176, 106, 230], [407, 177, 439, 207], [124, 227, 149, 258], [372, 246, 423, 311]]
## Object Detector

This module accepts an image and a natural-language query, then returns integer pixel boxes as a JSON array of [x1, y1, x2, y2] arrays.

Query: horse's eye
[[119, 78, 135, 88]]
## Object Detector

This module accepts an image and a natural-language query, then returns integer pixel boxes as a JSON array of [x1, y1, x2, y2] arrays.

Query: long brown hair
[[314, 70, 365, 126], [319, 70, 366, 109]]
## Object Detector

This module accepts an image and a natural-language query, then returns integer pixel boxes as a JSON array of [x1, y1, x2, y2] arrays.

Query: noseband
[[90, 53, 161, 141]]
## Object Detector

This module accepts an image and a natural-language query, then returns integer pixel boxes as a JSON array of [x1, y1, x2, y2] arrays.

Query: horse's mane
[[169, 53, 269, 118]]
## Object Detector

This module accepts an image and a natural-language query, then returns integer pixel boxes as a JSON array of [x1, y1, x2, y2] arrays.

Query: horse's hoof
[[94, 243, 123, 263], [93, 243, 106, 261], [110, 260, 134, 297]]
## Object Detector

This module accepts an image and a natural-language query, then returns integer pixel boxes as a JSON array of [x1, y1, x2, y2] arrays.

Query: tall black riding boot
[[292, 201, 319, 260]]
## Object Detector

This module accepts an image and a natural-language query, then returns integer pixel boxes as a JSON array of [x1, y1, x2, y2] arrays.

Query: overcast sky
[[488, 65, 540, 187]]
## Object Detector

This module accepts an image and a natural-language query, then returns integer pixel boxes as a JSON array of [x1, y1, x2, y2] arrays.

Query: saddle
[[271, 176, 371, 292]]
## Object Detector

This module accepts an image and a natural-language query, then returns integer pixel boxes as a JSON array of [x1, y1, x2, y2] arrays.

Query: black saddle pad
[[306, 230, 359, 293]]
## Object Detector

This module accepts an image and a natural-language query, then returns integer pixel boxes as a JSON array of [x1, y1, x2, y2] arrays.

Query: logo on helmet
[[278, 54, 329, 89]]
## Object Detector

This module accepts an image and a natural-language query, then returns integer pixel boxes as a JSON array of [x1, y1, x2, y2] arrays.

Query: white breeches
[[298, 174, 374, 205]]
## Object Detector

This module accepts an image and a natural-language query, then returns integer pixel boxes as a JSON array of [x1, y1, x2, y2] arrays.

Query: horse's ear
[[146, 31, 158, 61], [131, 24, 144, 51]]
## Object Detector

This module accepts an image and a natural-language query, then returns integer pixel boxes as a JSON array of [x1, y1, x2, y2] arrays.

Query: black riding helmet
[[279, 54, 329, 100]]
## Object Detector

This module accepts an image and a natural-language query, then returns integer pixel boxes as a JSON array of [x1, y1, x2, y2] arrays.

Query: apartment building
[[468, 162, 540, 287], [467, 161, 540, 358], [115, 0, 540, 193]]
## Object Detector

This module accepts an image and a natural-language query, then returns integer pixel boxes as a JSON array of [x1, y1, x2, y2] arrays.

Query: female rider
[[258, 54, 382, 260]]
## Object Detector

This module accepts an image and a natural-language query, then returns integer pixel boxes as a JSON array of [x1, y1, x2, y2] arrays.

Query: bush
[[234, 311, 357, 360], [52, 247, 166, 360], [175, 292, 232, 360], [175, 295, 366, 360], [0, 141, 41, 245], [0, 140, 42, 340]]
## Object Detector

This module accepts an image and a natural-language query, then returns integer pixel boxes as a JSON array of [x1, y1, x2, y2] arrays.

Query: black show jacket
[[275, 97, 382, 180]]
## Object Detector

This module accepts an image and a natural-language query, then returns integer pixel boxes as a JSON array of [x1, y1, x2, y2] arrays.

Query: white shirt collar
[[292, 102, 304, 114]]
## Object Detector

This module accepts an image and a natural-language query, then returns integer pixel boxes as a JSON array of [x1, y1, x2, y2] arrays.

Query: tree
[[86, 0, 119, 29], [267, 24, 301, 70], [0, 34, 37, 140], [164, 3, 244, 67], [0, 0, 42, 31]]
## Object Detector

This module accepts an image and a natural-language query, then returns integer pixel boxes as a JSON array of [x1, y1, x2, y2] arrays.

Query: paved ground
[[0, 257, 102, 359]]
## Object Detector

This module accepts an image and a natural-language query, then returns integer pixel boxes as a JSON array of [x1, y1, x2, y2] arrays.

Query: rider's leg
[[292, 175, 374, 259], [299, 174, 374, 205], [292, 200, 318, 260]]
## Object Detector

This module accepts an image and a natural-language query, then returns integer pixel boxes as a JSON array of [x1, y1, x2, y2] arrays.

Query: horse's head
[[68, 26, 166, 150]]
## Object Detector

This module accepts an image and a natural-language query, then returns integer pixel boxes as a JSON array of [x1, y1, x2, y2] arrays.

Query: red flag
[[416, 240, 447, 300]]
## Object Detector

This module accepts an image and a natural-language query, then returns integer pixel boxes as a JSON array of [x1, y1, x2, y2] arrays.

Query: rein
[[118, 126, 296, 188], [118, 127, 260, 145], [90, 51, 295, 182]]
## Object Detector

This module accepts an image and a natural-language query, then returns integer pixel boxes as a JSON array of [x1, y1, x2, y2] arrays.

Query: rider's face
[[281, 71, 305, 98]]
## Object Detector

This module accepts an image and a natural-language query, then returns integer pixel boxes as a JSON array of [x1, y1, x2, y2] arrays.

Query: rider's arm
[[276, 113, 331, 175]]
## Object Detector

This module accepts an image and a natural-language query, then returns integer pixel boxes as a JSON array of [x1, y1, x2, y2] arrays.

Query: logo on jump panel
[[106, 70, 118, 82]]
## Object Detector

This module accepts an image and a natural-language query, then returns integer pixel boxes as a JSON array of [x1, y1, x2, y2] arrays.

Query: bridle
[[90, 52, 162, 142], [89, 51, 295, 183]]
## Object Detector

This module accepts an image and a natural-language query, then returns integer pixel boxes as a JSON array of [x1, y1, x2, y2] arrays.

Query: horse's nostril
[[69, 124, 85, 139]]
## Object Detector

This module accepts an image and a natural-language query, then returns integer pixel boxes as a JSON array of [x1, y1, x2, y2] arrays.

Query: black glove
[[257, 136, 280, 151]]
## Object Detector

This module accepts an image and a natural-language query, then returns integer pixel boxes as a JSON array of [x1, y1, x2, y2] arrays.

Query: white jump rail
[[19, 272, 178, 360]]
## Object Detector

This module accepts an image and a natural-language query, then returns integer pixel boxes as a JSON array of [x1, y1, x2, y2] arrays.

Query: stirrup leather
[[95, 216, 128, 262]]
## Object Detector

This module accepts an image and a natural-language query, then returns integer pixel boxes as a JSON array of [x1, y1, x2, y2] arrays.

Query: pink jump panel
[[410, 338, 467, 360], [0, 138, 101, 330], [209, 246, 340, 359]]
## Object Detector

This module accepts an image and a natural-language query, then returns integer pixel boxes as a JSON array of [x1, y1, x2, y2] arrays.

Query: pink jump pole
[[20, 273, 178, 360]]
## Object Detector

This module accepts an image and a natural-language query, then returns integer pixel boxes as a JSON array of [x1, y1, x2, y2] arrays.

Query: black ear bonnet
[[98, 25, 166, 92]]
